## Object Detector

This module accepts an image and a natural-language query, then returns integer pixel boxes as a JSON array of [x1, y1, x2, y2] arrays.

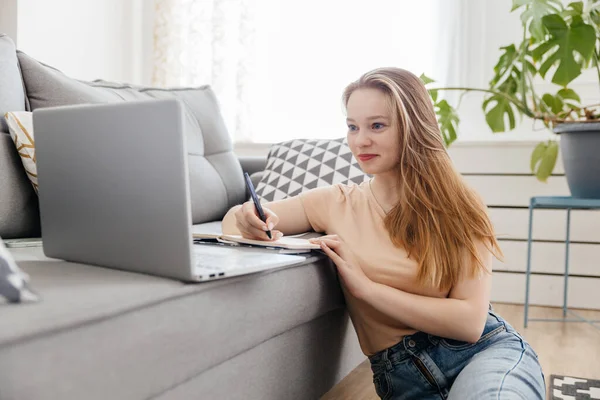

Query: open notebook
[[191, 222, 321, 251]]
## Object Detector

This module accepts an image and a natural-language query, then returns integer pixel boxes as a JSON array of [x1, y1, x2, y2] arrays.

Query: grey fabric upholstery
[[17, 52, 124, 109], [250, 171, 265, 190], [154, 309, 362, 400], [0, 35, 38, 238], [238, 155, 267, 177], [0, 247, 364, 399], [0, 134, 40, 238], [13, 51, 246, 226]]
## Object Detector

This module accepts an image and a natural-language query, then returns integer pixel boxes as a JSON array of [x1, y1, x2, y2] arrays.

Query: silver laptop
[[33, 98, 305, 282]]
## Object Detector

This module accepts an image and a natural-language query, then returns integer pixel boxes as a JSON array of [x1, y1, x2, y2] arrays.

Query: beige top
[[299, 181, 449, 356]]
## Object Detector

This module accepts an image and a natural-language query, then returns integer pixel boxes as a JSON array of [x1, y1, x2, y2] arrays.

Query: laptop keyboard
[[192, 243, 305, 273]]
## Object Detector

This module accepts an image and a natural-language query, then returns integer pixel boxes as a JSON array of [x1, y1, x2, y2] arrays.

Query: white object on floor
[[577, 386, 600, 399], [553, 389, 575, 400], [555, 377, 588, 387]]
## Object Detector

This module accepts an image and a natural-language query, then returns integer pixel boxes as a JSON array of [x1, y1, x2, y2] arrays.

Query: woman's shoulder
[[336, 180, 370, 196], [299, 180, 369, 203]]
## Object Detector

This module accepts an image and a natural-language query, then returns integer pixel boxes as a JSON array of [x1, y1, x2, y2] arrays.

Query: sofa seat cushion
[[0, 246, 345, 399]]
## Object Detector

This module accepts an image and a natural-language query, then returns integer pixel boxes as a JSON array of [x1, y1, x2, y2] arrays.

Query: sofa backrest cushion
[[0, 35, 39, 238], [5, 51, 246, 235], [0, 133, 40, 238]]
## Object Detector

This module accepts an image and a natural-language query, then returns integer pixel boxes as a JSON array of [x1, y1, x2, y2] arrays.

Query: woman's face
[[346, 88, 401, 176]]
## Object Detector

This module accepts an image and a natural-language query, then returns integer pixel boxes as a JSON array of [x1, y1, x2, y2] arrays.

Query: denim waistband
[[368, 307, 510, 365], [368, 329, 440, 365]]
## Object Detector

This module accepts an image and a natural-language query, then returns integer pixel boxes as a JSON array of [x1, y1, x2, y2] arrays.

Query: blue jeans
[[368, 308, 545, 399]]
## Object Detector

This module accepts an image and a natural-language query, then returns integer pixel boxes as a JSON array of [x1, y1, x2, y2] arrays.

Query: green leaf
[[530, 141, 547, 171], [532, 41, 554, 63], [531, 140, 559, 181], [512, 0, 530, 11], [490, 45, 519, 87], [419, 74, 435, 85], [535, 15, 596, 86], [515, 0, 563, 41], [541, 93, 564, 113], [493, 45, 518, 75], [590, 4, 600, 28], [567, 1, 583, 13], [556, 88, 580, 102], [434, 100, 460, 147], [561, 2, 584, 21], [429, 89, 439, 103], [556, 88, 581, 109], [482, 94, 517, 132]]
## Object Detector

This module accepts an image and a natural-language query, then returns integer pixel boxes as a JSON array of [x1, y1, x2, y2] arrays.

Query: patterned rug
[[551, 375, 600, 399]]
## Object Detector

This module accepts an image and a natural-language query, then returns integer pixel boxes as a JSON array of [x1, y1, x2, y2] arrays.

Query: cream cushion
[[4, 111, 37, 193]]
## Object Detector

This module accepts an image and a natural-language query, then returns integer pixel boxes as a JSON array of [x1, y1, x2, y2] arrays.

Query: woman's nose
[[355, 130, 371, 147]]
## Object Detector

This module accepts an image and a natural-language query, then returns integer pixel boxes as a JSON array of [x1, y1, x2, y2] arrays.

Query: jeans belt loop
[[381, 348, 393, 372]]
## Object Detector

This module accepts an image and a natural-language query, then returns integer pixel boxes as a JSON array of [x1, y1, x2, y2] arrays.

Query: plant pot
[[554, 122, 600, 199]]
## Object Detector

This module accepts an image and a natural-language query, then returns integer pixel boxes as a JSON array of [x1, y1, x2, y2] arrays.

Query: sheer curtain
[[153, 0, 452, 143]]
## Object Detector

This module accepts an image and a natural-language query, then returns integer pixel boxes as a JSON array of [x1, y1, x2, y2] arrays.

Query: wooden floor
[[322, 303, 600, 400]]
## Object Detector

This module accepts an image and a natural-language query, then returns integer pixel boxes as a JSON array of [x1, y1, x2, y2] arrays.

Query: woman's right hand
[[234, 201, 283, 241]]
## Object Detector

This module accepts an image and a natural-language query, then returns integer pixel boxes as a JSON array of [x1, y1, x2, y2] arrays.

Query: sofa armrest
[[237, 155, 267, 176], [250, 171, 264, 188]]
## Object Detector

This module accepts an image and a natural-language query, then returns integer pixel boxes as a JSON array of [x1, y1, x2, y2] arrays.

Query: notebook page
[[219, 234, 321, 250]]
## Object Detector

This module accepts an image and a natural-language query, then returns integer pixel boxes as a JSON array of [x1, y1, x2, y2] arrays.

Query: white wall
[[0, 0, 18, 40], [15, 0, 153, 85]]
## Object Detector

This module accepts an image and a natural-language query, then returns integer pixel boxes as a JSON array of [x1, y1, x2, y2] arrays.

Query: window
[[246, 0, 437, 143]]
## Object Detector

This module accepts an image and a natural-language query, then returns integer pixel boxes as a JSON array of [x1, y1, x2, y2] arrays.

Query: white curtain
[[153, 0, 257, 142], [153, 0, 455, 143]]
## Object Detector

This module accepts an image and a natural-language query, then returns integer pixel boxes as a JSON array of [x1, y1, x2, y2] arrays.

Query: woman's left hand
[[309, 235, 375, 300]]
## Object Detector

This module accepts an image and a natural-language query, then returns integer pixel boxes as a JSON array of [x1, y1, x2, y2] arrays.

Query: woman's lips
[[358, 154, 378, 161]]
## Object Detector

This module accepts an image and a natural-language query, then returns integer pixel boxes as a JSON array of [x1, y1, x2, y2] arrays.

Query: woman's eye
[[372, 123, 384, 130], [347, 125, 358, 131]]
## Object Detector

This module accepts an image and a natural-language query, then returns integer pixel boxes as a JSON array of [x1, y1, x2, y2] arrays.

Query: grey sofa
[[0, 34, 364, 400]]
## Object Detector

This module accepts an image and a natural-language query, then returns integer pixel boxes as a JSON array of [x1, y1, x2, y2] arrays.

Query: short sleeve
[[298, 184, 346, 233]]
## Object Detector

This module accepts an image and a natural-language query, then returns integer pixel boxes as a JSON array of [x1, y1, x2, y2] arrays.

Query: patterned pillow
[[4, 112, 37, 193], [255, 138, 370, 202]]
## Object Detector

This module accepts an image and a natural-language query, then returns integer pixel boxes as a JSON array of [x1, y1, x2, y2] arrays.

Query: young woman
[[221, 67, 545, 399]]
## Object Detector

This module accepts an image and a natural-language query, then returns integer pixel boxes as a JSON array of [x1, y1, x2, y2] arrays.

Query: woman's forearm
[[363, 282, 488, 343]]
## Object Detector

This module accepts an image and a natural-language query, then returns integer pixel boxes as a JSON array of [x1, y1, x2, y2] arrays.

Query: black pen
[[243, 172, 272, 239]]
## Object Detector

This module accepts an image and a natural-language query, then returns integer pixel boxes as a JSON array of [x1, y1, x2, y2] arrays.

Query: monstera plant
[[424, 0, 600, 188]]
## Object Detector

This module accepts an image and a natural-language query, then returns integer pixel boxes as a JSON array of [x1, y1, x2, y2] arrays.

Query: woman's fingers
[[312, 237, 355, 265], [317, 238, 341, 249], [264, 209, 280, 231], [241, 202, 269, 231], [309, 234, 338, 242], [320, 242, 345, 266], [236, 221, 270, 240]]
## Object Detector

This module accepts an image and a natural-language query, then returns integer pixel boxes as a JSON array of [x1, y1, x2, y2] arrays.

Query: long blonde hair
[[343, 67, 502, 291]]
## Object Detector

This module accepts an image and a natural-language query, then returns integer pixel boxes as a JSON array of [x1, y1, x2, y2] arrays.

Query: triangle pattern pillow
[[4, 112, 37, 193], [255, 138, 370, 202]]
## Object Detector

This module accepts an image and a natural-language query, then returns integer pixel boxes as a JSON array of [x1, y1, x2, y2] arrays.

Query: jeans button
[[408, 339, 416, 347]]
